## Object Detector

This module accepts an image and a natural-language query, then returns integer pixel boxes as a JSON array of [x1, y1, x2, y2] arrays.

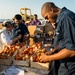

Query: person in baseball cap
[[0, 20, 22, 50]]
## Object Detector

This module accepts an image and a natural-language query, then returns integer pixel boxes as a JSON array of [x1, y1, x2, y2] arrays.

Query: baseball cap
[[2, 20, 14, 27]]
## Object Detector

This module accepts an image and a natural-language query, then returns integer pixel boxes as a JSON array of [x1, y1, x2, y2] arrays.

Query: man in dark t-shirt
[[12, 14, 30, 43], [40, 2, 75, 75]]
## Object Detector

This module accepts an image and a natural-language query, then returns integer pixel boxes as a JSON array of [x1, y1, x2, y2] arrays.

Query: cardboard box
[[13, 46, 30, 67], [30, 61, 50, 70], [30, 45, 51, 70], [0, 50, 17, 65], [0, 43, 26, 65], [13, 59, 30, 67]]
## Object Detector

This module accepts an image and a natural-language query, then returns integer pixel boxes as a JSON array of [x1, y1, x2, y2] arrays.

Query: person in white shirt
[[0, 20, 22, 50]]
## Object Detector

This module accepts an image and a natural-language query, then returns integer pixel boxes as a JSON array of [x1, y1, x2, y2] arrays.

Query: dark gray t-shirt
[[53, 7, 75, 50], [12, 23, 29, 42]]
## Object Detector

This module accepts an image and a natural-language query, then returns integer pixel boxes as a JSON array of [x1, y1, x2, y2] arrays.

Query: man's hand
[[17, 34, 22, 39], [40, 53, 50, 62], [24, 34, 29, 39], [24, 34, 30, 40]]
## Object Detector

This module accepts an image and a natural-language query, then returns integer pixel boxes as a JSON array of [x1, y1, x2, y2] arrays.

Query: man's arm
[[12, 34, 22, 44], [1, 32, 22, 46], [40, 48, 75, 62], [23, 24, 30, 41]]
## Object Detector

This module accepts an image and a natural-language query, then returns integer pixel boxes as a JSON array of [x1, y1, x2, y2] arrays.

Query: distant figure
[[30, 14, 41, 25]]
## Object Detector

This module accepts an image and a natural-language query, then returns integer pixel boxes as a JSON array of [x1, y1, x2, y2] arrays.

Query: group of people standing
[[0, 13, 42, 50], [0, 14, 30, 50]]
